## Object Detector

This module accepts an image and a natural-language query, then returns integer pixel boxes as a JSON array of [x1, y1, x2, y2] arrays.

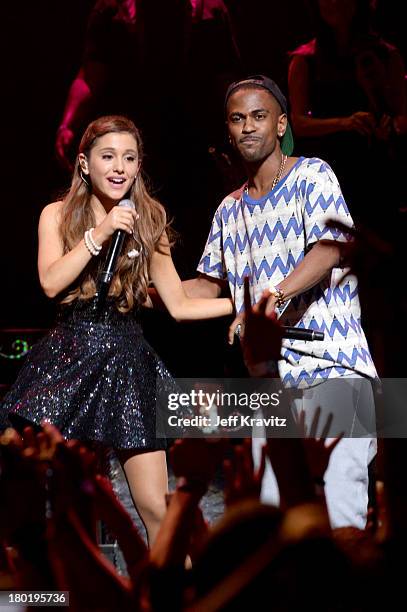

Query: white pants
[[252, 375, 377, 529]]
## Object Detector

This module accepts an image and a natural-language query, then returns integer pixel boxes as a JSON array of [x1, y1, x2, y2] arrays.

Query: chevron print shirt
[[198, 157, 377, 387]]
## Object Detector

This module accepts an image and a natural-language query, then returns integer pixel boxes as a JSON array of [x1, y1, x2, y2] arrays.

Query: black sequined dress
[[0, 298, 174, 450]]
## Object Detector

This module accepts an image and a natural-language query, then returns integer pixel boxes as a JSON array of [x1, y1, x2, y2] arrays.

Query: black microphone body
[[99, 230, 126, 287], [96, 199, 135, 310], [282, 326, 324, 341]]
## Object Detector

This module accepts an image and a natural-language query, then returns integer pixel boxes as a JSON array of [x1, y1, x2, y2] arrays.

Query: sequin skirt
[[0, 299, 175, 450]]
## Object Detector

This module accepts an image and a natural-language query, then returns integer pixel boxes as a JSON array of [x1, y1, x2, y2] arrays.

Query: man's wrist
[[269, 284, 286, 309]]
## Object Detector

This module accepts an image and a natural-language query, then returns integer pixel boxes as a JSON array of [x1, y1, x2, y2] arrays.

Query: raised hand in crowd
[[229, 277, 283, 372], [0, 426, 56, 590], [45, 438, 99, 540], [223, 438, 266, 508], [92, 474, 148, 583], [169, 438, 227, 492], [297, 407, 343, 488], [1, 423, 150, 609], [42, 434, 139, 611], [150, 438, 226, 570], [229, 278, 324, 511], [0, 427, 48, 541]]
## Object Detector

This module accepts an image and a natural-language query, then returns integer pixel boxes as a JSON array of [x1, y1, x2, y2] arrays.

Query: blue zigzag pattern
[[283, 347, 309, 362], [220, 200, 243, 224], [285, 283, 359, 311], [308, 224, 347, 242], [199, 256, 223, 276], [299, 179, 316, 203], [272, 183, 299, 207], [309, 157, 324, 167], [207, 226, 222, 245], [321, 346, 372, 367], [240, 184, 299, 212], [282, 366, 351, 387], [307, 224, 348, 242], [223, 216, 304, 254], [301, 315, 363, 339], [282, 340, 369, 366], [304, 191, 348, 216], [227, 252, 304, 286], [324, 284, 358, 304]]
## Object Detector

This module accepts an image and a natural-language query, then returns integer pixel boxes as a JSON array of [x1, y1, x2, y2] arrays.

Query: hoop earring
[[80, 169, 91, 187]]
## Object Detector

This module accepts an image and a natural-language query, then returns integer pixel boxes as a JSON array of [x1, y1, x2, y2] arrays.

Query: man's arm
[[228, 241, 340, 339], [264, 241, 340, 315], [182, 274, 225, 298], [262, 157, 350, 316]]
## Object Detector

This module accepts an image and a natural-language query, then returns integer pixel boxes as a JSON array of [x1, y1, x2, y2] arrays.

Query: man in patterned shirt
[[184, 75, 377, 528]]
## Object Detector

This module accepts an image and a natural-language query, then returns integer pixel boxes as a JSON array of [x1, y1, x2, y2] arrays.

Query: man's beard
[[239, 146, 266, 164]]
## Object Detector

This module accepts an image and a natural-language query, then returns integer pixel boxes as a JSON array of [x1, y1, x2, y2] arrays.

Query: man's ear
[[277, 114, 288, 138], [78, 153, 89, 174]]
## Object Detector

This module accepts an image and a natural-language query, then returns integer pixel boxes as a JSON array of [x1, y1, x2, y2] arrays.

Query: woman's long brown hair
[[59, 115, 168, 312]]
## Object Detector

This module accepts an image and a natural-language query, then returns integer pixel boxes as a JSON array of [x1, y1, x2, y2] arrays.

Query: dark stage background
[[1, 0, 405, 379]]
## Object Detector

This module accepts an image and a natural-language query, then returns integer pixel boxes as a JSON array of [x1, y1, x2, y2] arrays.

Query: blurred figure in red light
[[288, 0, 407, 234], [55, 0, 241, 182]]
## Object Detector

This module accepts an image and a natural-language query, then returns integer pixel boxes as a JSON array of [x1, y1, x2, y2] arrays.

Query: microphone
[[235, 323, 324, 342], [283, 326, 324, 341], [96, 199, 135, 309]]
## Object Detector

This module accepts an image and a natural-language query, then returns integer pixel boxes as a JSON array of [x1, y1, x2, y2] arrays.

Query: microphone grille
[[118, 199, 135, 209]]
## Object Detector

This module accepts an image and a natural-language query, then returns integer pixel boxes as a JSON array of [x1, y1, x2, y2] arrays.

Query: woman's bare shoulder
[[40, 200, 64, 217], [38, 201, 65, 229], [41, 200, 64, 213]]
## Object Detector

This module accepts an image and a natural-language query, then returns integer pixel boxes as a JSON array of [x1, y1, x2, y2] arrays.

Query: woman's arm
[[182, 275, 225, 298], [37, 201, 137, 298], [288, 55, 375, 138], [149, 234, 233, 321]]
